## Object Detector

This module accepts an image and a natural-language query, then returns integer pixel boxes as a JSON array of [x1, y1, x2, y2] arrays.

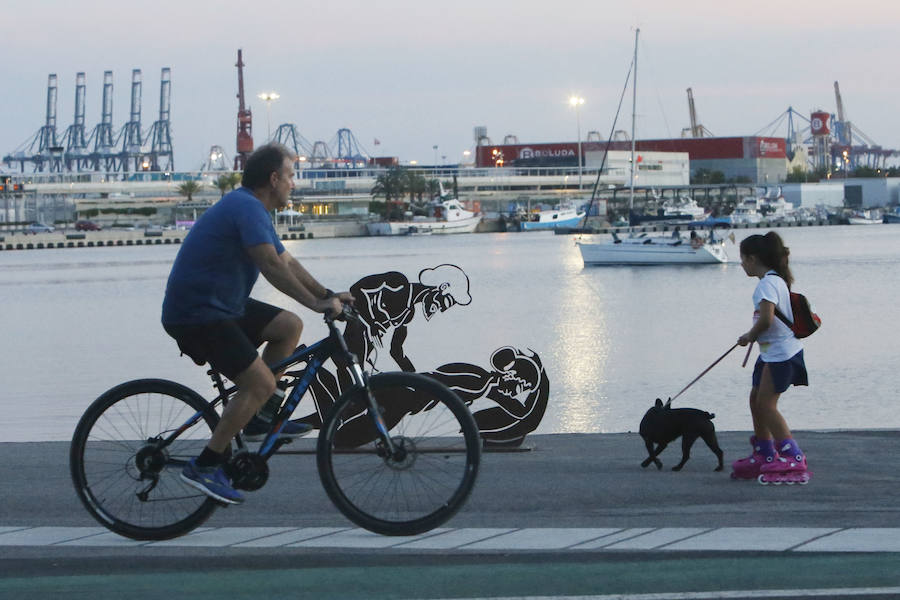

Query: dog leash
[[742, 342, 754, 367], [670, 342, 740, 402]]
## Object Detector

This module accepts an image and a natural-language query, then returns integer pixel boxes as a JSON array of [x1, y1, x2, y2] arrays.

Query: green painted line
[[1, 555, 899, 600]]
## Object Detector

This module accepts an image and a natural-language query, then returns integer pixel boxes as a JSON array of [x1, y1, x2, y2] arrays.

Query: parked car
[[26, 222, 55, 234], [75, 220, 102, 231]]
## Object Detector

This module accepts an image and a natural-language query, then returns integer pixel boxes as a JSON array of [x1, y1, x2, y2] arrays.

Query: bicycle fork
[[330, 319, 398, 457]]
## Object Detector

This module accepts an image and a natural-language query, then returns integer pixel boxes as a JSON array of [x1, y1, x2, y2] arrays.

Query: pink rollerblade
[[730, 452, 773, 479], [758, 453, 811, 485], [730, 436, 773, 480]]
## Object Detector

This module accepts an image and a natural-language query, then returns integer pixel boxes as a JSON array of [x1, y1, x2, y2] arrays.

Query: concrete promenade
[[2, 430, 899, 598], [2, 430, 898, 548]]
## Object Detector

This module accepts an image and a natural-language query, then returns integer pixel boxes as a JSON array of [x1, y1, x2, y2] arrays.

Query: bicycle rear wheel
[[317, 372, 481, 536], [70, 379, 220, 540]]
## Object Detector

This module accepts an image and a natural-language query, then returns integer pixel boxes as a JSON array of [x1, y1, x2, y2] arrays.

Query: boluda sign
[[747, 137, 786, 159], [476, 143, 579, 167], [519, 146, 575, 159]]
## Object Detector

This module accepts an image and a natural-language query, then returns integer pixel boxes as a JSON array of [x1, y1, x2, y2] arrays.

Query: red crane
[[234, 49, 253, 170]]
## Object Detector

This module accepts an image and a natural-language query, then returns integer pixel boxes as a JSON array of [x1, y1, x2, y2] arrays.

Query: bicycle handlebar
[[324, 302, 358, 324]]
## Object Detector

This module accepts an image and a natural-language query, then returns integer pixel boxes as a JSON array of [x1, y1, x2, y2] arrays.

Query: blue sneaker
[[180, 458, 244, 505], [243, 415, 313, 441]]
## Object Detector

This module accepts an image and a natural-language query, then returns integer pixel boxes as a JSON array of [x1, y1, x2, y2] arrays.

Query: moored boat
[[848, 210, 882, 225], [367, 197, 482, 236], [578, 229, 728, 265], [575, 29, 728, 267], [520, 202, 586, 231]]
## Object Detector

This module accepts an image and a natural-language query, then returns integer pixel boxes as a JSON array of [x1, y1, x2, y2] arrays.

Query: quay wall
[[1, 218, 837, 252]]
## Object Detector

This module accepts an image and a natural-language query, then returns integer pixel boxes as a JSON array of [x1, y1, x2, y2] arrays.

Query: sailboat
[[576, 29, 728, 266]]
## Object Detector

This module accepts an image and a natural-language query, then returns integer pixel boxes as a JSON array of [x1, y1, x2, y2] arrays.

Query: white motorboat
[[576, 29, 728, 266], [663, 195, 707, 221], [367, 197, 482, 236], [629, 195, 706, 225], [520, 202, 586, 230], [728, 197, 762, 225], [760, 194, 795, 222]]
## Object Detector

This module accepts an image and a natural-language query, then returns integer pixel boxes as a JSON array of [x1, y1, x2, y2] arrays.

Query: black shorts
[[163, 299, 282, 381]]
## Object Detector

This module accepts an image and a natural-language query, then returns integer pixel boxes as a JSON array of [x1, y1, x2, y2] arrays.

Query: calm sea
[[1, 225, 898, 442]]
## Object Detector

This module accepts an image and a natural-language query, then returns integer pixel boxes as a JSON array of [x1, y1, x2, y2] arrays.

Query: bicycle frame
[[165, 311, 396, 461]]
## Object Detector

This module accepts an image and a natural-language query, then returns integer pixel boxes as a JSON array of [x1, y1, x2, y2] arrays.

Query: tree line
[[370, 167, 444, 220]]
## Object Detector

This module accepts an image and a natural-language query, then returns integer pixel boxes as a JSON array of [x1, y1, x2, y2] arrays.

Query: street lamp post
[[257, 92, 280, 141], [569, 96, 585, 190]]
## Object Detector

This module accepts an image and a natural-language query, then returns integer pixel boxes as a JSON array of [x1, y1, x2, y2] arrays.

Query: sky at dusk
[[3, 0, 898, 170]]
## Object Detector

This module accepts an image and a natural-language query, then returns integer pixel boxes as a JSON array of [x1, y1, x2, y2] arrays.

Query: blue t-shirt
[[161, 187, 285, 325]]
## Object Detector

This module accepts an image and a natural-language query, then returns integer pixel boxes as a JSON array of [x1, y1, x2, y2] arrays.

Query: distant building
[[475, 136, 788, 185]]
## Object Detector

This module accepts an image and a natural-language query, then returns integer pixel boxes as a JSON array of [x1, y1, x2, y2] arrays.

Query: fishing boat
[[847, 210, 882, 225], [576, 29, 728, 266], [367, 196, 482, 236], [520, 202, 586, 231]]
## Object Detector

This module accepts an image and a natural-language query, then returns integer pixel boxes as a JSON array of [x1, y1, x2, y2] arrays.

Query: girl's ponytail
[[741, 231, 794, 288], [764, 231, 793, 288]]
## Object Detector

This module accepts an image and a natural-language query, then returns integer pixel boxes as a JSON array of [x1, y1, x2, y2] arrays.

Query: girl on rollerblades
[[733, 232, 810, 485]]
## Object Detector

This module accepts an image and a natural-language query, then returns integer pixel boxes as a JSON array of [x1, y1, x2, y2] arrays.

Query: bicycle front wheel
[[317, 372, 481, 536], [70, 379, 220, 540]]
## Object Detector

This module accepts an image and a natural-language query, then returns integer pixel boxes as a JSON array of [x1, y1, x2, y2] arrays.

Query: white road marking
[[395, 528, 517, 549], [795, 528, 900, 552], [461, 528, 622, 550], [0, 526, 897, 553], [603, 527, 708, 550], [288, 527, 448, 548], [569, 528, 653, 549], [146, 527, 296, 547], [231, 526, 350, 548], [664, 527, 840, 552]]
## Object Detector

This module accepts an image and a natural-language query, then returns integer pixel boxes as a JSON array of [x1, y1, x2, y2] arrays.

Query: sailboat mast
[[629, 28, 639, 212]]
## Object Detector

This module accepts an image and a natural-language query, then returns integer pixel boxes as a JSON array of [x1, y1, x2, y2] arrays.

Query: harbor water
[[1, 225, 898, 442]]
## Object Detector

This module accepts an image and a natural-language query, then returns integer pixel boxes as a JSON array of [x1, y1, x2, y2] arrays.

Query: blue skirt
[[752, 350, 808, 393]]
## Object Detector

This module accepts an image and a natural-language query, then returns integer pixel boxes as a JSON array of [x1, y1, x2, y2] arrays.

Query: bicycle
[[69, 306, 481, 540]]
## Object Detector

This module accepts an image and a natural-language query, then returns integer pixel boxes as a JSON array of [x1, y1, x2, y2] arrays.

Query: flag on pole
[[373, 138, 381, 146]]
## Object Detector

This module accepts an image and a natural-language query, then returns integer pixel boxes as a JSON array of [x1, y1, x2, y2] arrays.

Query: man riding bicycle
[[161, 143, 353, 504]]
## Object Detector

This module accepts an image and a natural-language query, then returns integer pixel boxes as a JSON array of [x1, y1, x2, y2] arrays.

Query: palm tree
[[215, 172, 243, 197], [371, 167, 405, 202], [177, 180, 203, 202], [371, 167, 407, 219]]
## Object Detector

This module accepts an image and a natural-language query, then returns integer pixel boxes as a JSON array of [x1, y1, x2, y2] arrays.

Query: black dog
[[639, 398, 724, 471]]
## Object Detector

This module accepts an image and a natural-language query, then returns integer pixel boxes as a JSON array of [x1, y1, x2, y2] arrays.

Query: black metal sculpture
[[293, 264, 548, 447]]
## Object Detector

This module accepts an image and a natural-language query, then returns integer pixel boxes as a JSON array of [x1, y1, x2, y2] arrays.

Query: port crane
[[682, 88, 713, 138], [234, 49, 253, 170], [829, 80, 896, 170]]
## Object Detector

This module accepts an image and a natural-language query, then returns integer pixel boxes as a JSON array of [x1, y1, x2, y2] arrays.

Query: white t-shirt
[[752, 271, 803, 362]]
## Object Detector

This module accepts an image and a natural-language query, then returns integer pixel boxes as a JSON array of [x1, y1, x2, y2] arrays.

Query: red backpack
[[774, 291, 821, 338]]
